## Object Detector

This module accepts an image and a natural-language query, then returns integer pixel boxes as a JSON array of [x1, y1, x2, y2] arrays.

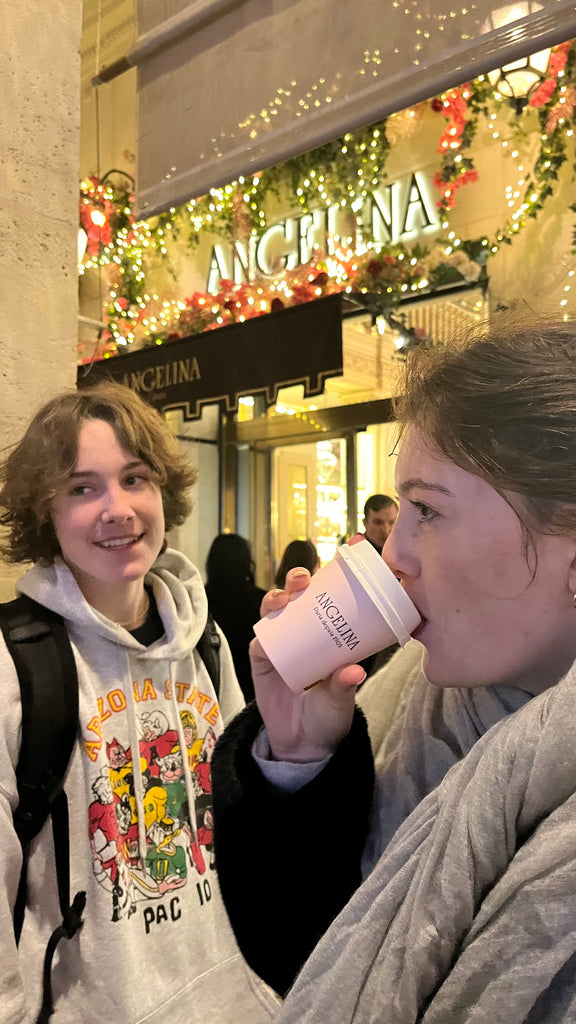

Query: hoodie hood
[[17, 547, 208, 661]]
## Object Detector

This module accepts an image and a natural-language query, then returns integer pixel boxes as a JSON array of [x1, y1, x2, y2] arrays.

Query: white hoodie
[[0, 550, 279, 1024]]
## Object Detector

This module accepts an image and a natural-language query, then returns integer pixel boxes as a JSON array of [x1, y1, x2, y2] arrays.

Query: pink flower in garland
[[186, 292, 210, 310], [79, 177, 118, 256], [79, 200, 113, 254], [436, 85, 471, 153], [436, 191, 457, 211], [530, 77, 558, 108], [530, 40, 575, 108], [548, 40, 573, 77], [291, 283, 317, 304], [458, 168, 479, 187], [433, 166, 478, 210]]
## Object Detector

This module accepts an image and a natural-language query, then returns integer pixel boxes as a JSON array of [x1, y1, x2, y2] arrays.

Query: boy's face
[[363, 505, 397, 550], [51, 418, 165, 601]]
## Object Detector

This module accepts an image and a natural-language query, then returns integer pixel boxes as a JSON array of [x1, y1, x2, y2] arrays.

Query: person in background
[[0, 382, 278, 1024], [358, 496, 400, 677], [362, 493, 398, 555], [274, 539, 320, 590], [212, 319, 576, 1020], [205, 533, 266, 702]]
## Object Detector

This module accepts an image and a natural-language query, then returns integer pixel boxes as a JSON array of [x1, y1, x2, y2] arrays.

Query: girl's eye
[[124, 474, 147, 487], [411, 500, 438, 523], [68, 484, 91, 497]]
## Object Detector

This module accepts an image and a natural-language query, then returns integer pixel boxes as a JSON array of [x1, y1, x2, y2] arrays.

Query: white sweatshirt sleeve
[[252, 727, 331, 791]]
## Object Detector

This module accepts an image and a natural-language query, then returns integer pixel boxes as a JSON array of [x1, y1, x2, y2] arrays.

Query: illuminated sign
[[78, 294, 344, 422], [207, 171, 438, 292]]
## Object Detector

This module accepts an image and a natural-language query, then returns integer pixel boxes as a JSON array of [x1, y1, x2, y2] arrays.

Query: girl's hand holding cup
[[250, 537, 421, 763], [250, 566, 365, 763]]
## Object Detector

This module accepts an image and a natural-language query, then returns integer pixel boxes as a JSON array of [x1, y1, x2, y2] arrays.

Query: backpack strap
[[195, 611, 221, 698], [0, 595, 86, 1022]]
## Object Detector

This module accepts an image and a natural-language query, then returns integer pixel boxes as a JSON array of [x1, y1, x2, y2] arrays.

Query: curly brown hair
[[0, 381, 197, 564], [394, 316, 576, 539]]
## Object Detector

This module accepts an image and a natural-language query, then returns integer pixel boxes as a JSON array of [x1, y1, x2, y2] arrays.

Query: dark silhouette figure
[[274, 539, 320, 590], [205, 534, 266, 702]]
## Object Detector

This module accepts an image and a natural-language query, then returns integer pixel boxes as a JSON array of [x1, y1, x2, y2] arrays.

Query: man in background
[[362, 494, 398, 555], [359, 494, 399, 680]]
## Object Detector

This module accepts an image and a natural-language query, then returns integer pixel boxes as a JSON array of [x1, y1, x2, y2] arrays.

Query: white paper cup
[[254, 539, 421, 693]]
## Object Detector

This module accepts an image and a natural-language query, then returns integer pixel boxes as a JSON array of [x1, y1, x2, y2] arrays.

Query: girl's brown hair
[[394, 317, 576, 538], [0, 381, 197, 564]]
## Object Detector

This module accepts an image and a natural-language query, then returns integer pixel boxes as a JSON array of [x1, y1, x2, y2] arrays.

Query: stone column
[[0, 0, 82, 598]]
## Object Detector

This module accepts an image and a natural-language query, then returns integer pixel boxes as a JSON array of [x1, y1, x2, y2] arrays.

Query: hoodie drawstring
[[171, 660, 199, 848], [123, 653, 148, 866]]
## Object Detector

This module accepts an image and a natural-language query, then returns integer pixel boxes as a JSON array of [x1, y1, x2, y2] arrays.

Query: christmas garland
[[78, 39, 576, 360]]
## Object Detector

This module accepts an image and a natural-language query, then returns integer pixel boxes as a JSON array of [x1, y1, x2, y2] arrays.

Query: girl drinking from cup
[[212, 318, 576, 1021]]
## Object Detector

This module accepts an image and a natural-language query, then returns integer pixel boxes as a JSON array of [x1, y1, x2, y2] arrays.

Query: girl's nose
[[381, 517, 418, 582]]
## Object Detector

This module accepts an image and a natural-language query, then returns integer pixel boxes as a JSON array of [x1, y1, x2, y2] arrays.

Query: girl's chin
[[420, 650, 462, 690], [421, 653, 494, 691]]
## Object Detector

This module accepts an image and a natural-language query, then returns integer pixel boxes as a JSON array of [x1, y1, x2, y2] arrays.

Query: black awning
[[78, 293, 343, 421]]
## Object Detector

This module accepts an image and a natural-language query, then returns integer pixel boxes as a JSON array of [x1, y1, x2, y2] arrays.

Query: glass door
[[273, 439, 347, 571]]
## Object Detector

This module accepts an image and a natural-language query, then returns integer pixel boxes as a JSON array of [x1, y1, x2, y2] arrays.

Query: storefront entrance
[[222, 287, 488, 587], [224, 404, 401, 587]]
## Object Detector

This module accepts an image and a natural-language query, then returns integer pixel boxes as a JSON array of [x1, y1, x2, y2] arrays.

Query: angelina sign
[[78, 294, 343, 422], [207, 172, 438, 292]]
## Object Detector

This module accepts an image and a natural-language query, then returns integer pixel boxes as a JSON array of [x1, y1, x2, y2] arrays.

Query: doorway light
[[486, 49, 551, 113]]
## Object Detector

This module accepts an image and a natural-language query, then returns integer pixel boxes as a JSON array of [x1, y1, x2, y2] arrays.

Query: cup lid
[[337, 540, 420, 645]]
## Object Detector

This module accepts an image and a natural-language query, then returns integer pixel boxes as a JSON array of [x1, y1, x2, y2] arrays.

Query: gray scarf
[[358, 640, 531, 874], [276, 665, 576, 1024]]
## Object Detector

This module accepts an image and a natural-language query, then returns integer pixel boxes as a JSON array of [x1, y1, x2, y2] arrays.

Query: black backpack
[[0, 593, 221, 1024]]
